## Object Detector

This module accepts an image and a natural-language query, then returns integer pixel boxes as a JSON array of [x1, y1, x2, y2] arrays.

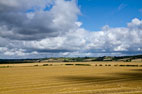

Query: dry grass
[[132, 59, 142, 62], [0, 62, 142, 94]]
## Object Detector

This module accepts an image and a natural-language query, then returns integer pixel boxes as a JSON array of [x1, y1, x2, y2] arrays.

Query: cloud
[[0, 0, 142, 58], [118, 3, 127, 11], [0, 0, 53, 12], [0, 0, 80, 40], [139, 8, 142, 14], [23, 18, 142, 57]]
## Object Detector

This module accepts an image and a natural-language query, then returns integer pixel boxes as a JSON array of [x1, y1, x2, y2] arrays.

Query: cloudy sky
[[0, 0, 142, 59]]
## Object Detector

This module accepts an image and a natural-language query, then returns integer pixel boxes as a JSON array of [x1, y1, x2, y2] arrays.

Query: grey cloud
[[0, 0, 142, 58], [0, 17, 142, 58], [22, 19, 142, 57], [0, 0, 53, 12], [0, 0, 80, 40]]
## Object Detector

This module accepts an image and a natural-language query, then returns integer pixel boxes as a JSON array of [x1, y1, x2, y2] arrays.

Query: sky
[[78, 0, 142, 31], [0, 0, 142, 59]]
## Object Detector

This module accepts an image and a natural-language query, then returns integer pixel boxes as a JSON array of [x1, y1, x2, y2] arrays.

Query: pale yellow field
[[0, 62, 142, 94]]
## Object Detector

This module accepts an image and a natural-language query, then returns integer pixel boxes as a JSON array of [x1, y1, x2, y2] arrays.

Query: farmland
[[0, 62, 142, 94]]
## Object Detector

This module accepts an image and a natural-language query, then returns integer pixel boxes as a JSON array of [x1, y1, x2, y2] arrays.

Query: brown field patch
[[0, 62, 142, 94]]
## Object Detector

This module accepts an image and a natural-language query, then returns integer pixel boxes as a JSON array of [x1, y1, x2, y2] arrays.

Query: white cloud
[[118, 3, 127, 11], [0, 0, 142, 58], [75, 22, 82, 27], [19, 18, 142, 57], [0, 0, 80, 40]]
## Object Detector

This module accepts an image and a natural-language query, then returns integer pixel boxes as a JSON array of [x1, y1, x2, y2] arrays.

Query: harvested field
[[0, 62, 142, 94]]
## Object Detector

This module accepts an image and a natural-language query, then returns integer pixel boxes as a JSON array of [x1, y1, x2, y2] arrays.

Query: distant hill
[[0, 55, 142, 64], [0, 59, 39, 64]]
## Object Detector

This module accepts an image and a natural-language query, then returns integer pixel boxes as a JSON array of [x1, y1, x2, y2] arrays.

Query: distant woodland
[[0, 55, 142, 64]]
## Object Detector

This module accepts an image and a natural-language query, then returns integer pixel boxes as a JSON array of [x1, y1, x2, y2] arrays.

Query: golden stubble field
[[0, 62, 142, 94]]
